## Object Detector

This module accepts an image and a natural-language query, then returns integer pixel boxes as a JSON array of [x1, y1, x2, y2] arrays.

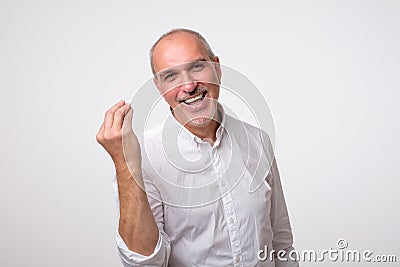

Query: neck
[[173, 109, 221, 143], [185, 119, 219, 143]]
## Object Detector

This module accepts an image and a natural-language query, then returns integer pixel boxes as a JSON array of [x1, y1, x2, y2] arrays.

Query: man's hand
[[96, 100, 133, 166], [96, 100, 143, 184], [96, 100, 158, 255]]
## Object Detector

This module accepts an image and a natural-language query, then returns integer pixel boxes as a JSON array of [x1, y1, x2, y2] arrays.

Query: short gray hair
[[149, 28, 216, 75]]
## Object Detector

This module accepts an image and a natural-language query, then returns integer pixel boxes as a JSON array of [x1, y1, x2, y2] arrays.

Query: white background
[[0, 1, 399, 266]]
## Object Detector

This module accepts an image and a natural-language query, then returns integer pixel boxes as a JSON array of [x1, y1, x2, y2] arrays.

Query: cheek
[[207, 85, 220, 99], [163, 90, 178, 106]]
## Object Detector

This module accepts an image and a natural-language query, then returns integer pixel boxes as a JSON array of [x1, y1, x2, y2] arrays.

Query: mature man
[[96, 29, 299, 266]]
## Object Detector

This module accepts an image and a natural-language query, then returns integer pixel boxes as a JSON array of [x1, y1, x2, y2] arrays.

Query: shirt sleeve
[[112, 173, 171, 267], [263, 132, 299, 267]]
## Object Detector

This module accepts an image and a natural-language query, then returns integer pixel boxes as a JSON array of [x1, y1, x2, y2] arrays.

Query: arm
[[268, 159, 299, 267], [96, 101, 159, 256], [262, 132, 299, 266], [113, 170, 171, 267], [115, 162, 159, 255]]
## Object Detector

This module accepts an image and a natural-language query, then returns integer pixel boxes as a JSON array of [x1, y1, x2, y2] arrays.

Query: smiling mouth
[[179, 90, 207, 105]]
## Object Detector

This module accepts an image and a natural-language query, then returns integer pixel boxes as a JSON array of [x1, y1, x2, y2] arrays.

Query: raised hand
[[96, 100, 158, 255]]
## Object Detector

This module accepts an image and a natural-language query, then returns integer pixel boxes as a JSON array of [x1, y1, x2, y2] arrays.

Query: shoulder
[[224, 114, 270, 144]]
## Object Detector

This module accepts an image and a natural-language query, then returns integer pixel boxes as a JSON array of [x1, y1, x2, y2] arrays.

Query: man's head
[[151, 29, 222, 128]]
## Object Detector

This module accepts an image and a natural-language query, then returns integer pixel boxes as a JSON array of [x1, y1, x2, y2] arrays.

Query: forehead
[[152, 33, 210, 73]]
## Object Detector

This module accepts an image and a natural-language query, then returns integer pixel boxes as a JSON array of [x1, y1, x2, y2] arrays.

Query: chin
[[187, 102, 217, 126], [172, 94, 218, 128], [188, 116, 213, 127]]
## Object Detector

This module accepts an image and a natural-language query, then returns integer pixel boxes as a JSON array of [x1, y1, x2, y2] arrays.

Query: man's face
[[152, 33, 221, 127]]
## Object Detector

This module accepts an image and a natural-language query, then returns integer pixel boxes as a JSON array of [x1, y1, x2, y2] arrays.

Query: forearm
[[268, 160, 298, 266], [115, 162, 159, 256], [96, 101, 163, 259]]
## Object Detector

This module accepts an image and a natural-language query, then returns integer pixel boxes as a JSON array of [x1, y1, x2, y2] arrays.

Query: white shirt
[[113, 105, 299, 267]]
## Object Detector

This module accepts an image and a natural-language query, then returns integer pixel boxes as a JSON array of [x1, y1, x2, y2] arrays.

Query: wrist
[[114, 161, 144, 189], [113, 156, 128, 171]]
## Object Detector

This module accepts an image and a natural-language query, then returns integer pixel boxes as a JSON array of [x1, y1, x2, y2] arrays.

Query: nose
[[180, 71, 197, 93]]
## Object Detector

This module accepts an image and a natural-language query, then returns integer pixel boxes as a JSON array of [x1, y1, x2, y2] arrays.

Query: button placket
[[213, 151, 243, 266]]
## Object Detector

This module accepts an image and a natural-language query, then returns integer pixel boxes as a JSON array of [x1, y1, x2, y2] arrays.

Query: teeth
[[184, 94, 203, 104]]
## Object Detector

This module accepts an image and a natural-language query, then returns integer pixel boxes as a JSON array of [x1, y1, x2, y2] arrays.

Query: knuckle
[[105, 109, 113, 117], [103, 132, 112, 140], [114, 109, 125, 117], [96, 135, 103, 143], [96, 130, 104, 141], [104, 131, 121, 141]]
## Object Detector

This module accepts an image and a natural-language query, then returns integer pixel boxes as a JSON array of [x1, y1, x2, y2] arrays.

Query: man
[[96, 28, 299, 266]]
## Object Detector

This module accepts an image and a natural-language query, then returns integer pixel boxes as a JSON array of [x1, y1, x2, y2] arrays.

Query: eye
[[163, 72, 177, 81], [190, 62, 206, 72]]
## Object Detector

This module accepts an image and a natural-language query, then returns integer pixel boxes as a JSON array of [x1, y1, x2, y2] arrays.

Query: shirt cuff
[[116, 231, 166, 267]]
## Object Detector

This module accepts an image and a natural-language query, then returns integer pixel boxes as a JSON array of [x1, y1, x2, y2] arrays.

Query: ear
[[212, 56, 222, 82], [153, 76, 162, 93]]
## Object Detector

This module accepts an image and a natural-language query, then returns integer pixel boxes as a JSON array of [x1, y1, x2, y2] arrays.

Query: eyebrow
[[192, 57, 208, 62], [157, 58, 209, 77]]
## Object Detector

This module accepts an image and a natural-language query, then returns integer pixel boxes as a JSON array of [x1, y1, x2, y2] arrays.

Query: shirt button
[[236, 255, 241, 262], [229, 217, 234, 224]]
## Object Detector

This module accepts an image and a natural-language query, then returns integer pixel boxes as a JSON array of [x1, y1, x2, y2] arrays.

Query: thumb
[[122, 105, 134, 135]]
